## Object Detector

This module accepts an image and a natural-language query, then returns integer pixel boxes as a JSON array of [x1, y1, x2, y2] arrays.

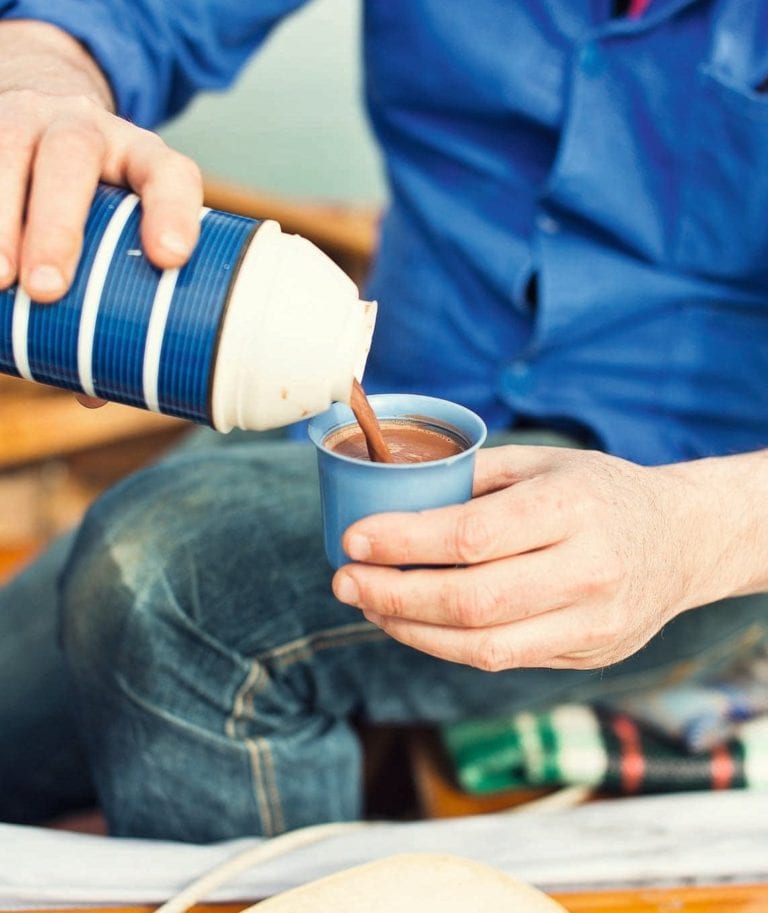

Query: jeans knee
[[59, 444, 329, 681], [59, 465, 181, 686]]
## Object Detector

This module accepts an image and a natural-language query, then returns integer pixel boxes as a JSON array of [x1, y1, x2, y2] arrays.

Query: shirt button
[[536, 213, 560, 234], [503, 360, 533, 394]]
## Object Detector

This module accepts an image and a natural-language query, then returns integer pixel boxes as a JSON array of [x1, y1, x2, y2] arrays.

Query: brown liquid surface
[[349, 379, 394, 463], [325, 419, 467, 464]]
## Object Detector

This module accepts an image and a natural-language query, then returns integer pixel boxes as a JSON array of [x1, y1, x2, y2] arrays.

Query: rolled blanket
[[442, 706, 768, 796]]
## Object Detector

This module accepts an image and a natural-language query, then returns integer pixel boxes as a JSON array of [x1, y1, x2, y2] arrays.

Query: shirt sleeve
[[0, 0, 311, 127]]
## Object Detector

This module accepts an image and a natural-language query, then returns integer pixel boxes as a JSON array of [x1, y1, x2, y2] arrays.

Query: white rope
[[499, 785, 593, 815], [154, 820, 371, 913]]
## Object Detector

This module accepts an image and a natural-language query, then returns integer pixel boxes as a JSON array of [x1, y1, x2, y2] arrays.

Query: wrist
[[0, 19, 114, 111], [655, 450, 768, 609]]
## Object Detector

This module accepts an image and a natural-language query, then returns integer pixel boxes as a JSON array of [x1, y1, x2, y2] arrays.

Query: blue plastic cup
[[308, 393, 487, 568]]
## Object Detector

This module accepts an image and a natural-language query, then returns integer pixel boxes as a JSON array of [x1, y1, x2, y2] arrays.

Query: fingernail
[[0, 253, 13, 283], [364, 610, 383, 627], [159, 231, 190, 257], [28, 265, 65, 297], [335, 574, 360, 605], [346, 534, 371, 561]]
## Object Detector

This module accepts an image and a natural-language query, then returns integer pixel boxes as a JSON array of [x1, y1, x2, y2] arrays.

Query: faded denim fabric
[[1, 432, 759, 839]]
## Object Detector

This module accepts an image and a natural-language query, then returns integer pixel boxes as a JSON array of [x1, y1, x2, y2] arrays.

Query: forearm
[[1, 0, 309, 127], [658, 449, 768, 608], [0, 19, 113, 109]]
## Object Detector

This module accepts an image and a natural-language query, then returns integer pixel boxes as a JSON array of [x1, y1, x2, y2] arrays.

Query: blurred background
[[161, 0, 385, 204], [0, 0, 385, 579]]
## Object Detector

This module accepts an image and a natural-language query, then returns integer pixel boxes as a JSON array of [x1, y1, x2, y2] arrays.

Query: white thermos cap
[[210, 220, 377, 432]]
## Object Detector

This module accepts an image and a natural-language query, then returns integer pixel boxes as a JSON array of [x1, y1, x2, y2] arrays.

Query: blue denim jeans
[[1, 430, 766, 840]]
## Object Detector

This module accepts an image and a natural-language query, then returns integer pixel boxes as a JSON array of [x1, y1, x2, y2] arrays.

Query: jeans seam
[[259, 738, 285, 834], [226, 622, 386, 834], [254, 622, 389, 677], [225, 661, 263, 738], [227, 661, 284, 834], [244, 735, 276, 836]]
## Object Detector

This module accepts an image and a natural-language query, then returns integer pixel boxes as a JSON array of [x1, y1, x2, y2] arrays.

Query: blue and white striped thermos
[[0, 184, 376, 431]]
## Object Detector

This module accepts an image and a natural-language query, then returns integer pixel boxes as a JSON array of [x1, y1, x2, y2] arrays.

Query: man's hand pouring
[[0, 20, 202, 303]]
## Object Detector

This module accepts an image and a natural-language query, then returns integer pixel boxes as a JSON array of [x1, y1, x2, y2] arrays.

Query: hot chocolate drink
[[324, 417, 468, 464], [310, 391, 486, 567]]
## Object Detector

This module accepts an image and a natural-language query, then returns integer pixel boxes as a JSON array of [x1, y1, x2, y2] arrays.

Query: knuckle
[[171, 152, 203, 185], [132, 138, 203, 194], [541, 478, 569, 518], [598, 553, 624, 590], [0, 87, 46, 114], [136, 126, 167, 149], [459, 583, 504, 627], [469, 635, 510, 673], [155, 143, 199, 176], [578, 571, 606, 600], [581, 624, 609, 650], [453, 511, 494, 563], [68, 93, 106, 117], [517, 478, 574, 537], [440, 584, 505, 628], [594, 607, 625, 643], [381, 585, 407, 619], [579, 552, 623, 599], [603, 617, 626, 645], [0, 88, 103, 124], [47, 118, 106, 156], [0, 121, 36, 156], [452, 597, 479, 628], [126, 128, 167, 161]]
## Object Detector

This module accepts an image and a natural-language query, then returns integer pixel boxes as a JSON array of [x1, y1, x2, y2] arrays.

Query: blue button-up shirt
[[4, 0, 768, 465]]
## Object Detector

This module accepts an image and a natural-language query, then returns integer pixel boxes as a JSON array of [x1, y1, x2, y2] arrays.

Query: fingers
[[333, 545, 577, 627], [114, 125, 203, 269], [358, 604, 626, 672], [0, 116, 37, 289], [0, 88, 204, 302], [342, 473, 572, 566], [21, 117, 105, 301], [472, 444, 558, 497]]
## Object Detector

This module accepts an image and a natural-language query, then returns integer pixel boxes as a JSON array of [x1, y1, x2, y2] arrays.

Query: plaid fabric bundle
[[442, 648, 768, 796], [442, 705, 768, 796]]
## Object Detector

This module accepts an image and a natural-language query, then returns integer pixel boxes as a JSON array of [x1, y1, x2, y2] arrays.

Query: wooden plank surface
[[18, 885, 768, 913], [554, 884, 768, 910], [0, 378, 184, 469], [203, 177, 378, 261]]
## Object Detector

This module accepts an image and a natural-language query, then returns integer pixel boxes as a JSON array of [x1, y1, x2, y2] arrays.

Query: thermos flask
[[0, 184, 377, 430]]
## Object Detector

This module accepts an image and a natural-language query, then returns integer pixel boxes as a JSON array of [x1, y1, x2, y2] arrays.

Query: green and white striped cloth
[[442, 705, 768, 795]]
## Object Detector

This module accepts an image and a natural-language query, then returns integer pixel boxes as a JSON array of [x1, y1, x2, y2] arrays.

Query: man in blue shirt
[[0, 2, 766, 840]]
